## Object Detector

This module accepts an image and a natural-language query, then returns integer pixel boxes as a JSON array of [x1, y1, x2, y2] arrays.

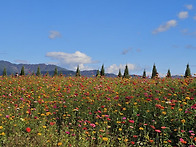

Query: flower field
[[0, 76, 195, 146]]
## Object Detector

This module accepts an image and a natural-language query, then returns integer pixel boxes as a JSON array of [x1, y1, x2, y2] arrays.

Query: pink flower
[[155, 129, 161, 133], [65, 131, 70, 134], [90, 123, 96, 128], [161, 126, 166, 129], [122, 117, 126, 120]]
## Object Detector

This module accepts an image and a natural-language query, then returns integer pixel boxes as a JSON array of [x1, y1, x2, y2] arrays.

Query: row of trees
[[2, 64, 193, 78]]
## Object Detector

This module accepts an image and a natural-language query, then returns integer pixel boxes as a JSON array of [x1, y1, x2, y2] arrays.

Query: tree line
[[2, 63, 193, 78]]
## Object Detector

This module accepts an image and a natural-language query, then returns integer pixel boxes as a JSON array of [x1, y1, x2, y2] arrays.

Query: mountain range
[[0, 60, 184, 78], [0, 60, 116, 77]]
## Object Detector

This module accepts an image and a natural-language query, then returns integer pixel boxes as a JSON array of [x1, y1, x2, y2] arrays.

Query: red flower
[[131, 141, 135, 145], [26, 127, 31, 133], [129, 120, 134, 123]]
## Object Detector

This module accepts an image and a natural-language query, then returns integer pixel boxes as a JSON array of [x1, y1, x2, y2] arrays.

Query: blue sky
[[0, 0, 196, 76]]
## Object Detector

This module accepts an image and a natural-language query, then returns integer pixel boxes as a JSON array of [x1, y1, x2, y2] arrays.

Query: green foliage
[[100, 64, 105, 76], [142, 69, 146, 78], [123, 65, 129, 78], [53, 67, 58, 76], [75, 65, 81, 77], [3, 67, 7, 76], [118, 69, 122, 77], [151, 64, 158, 79], [166, 69, 171, 78], [184, 64, 191, 78], [20, 66, 25, 76], [36, 66, 41, 76]]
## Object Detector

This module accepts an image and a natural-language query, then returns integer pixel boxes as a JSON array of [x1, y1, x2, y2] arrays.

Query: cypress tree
[[20, 66, 25, 76], [166, 69, 171, 78], [54, 67, 58, 76], [36, 66, 41, 76], [151, 64, 158, 79], [123, 65, 129, 78], [184, 64, 191, 78], [100, 64, 105, 76], [3, 67, 7, 76], [142, 69, 146, 78], [118, 69, 122, 77], [75, 65, 81, 77], [96, 69, 100, 77]]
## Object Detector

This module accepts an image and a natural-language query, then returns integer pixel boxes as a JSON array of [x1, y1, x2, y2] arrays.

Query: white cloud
[[106, 63, 137, 74], [185, 4, 193, 10], [194, 15, 196, 20], [152, 20, 177, 34], [178, 11, 188, 19], [48, 31, 61, 39], [46, 51, 95, 70]]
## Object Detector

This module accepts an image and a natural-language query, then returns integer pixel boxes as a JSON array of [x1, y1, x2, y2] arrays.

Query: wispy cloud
[[194, 15, 196, 20], [48, 31, 61, 39], [181, 29, 196, 38], [122, 48, 132, 55], [178, 11, 188, 19], [185, 4, 193, 10], [152, 20, 177, 34], [185, 45, 196, 50], [46, 51, 96, 70]]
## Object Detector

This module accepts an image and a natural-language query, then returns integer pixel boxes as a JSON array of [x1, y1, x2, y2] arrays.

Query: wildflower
[[179, 108, 183, 111], [102, 137, 108, 141], [90, 123, 96, 128], [43, 126, 47, 129], [0, 126, 3, 129], [155, 129, 161, 133], [131, 141, 135, 145], [162, 111, 167, 115], [1, 132, 5, 136], [119, 128, 122, 131], [37, 133, 42, 136], [139, 127, 144, 130], [181, 119, 186, 124], [149, 140, 154, 143], [128, 120, 134, 123], [161, 126, 167, 129], [124, 139, 128, 142], [57, 142, 62, 146], [180, 138, 187, 144], [26, 127, 31, 133]]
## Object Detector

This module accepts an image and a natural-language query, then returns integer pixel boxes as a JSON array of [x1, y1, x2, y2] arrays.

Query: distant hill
[[0, 60, 74, 76], [0, 60, 117, 77]]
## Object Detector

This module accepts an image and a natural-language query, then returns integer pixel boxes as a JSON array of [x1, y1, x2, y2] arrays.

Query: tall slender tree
[[3, 67, 7, 76], [100, 64, 105, 76], [36, 66, 41, 76], [118, 69, 122, 77], [151, 64, 158, 79], [20, 66, 25, 76], [184, 64, 191, 78], [142, 69, 146, 78], [75, 65, 81, 77], [123, 65, 129, 78], [53, 67, 58, 76], [166, 69, 171, 78]]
